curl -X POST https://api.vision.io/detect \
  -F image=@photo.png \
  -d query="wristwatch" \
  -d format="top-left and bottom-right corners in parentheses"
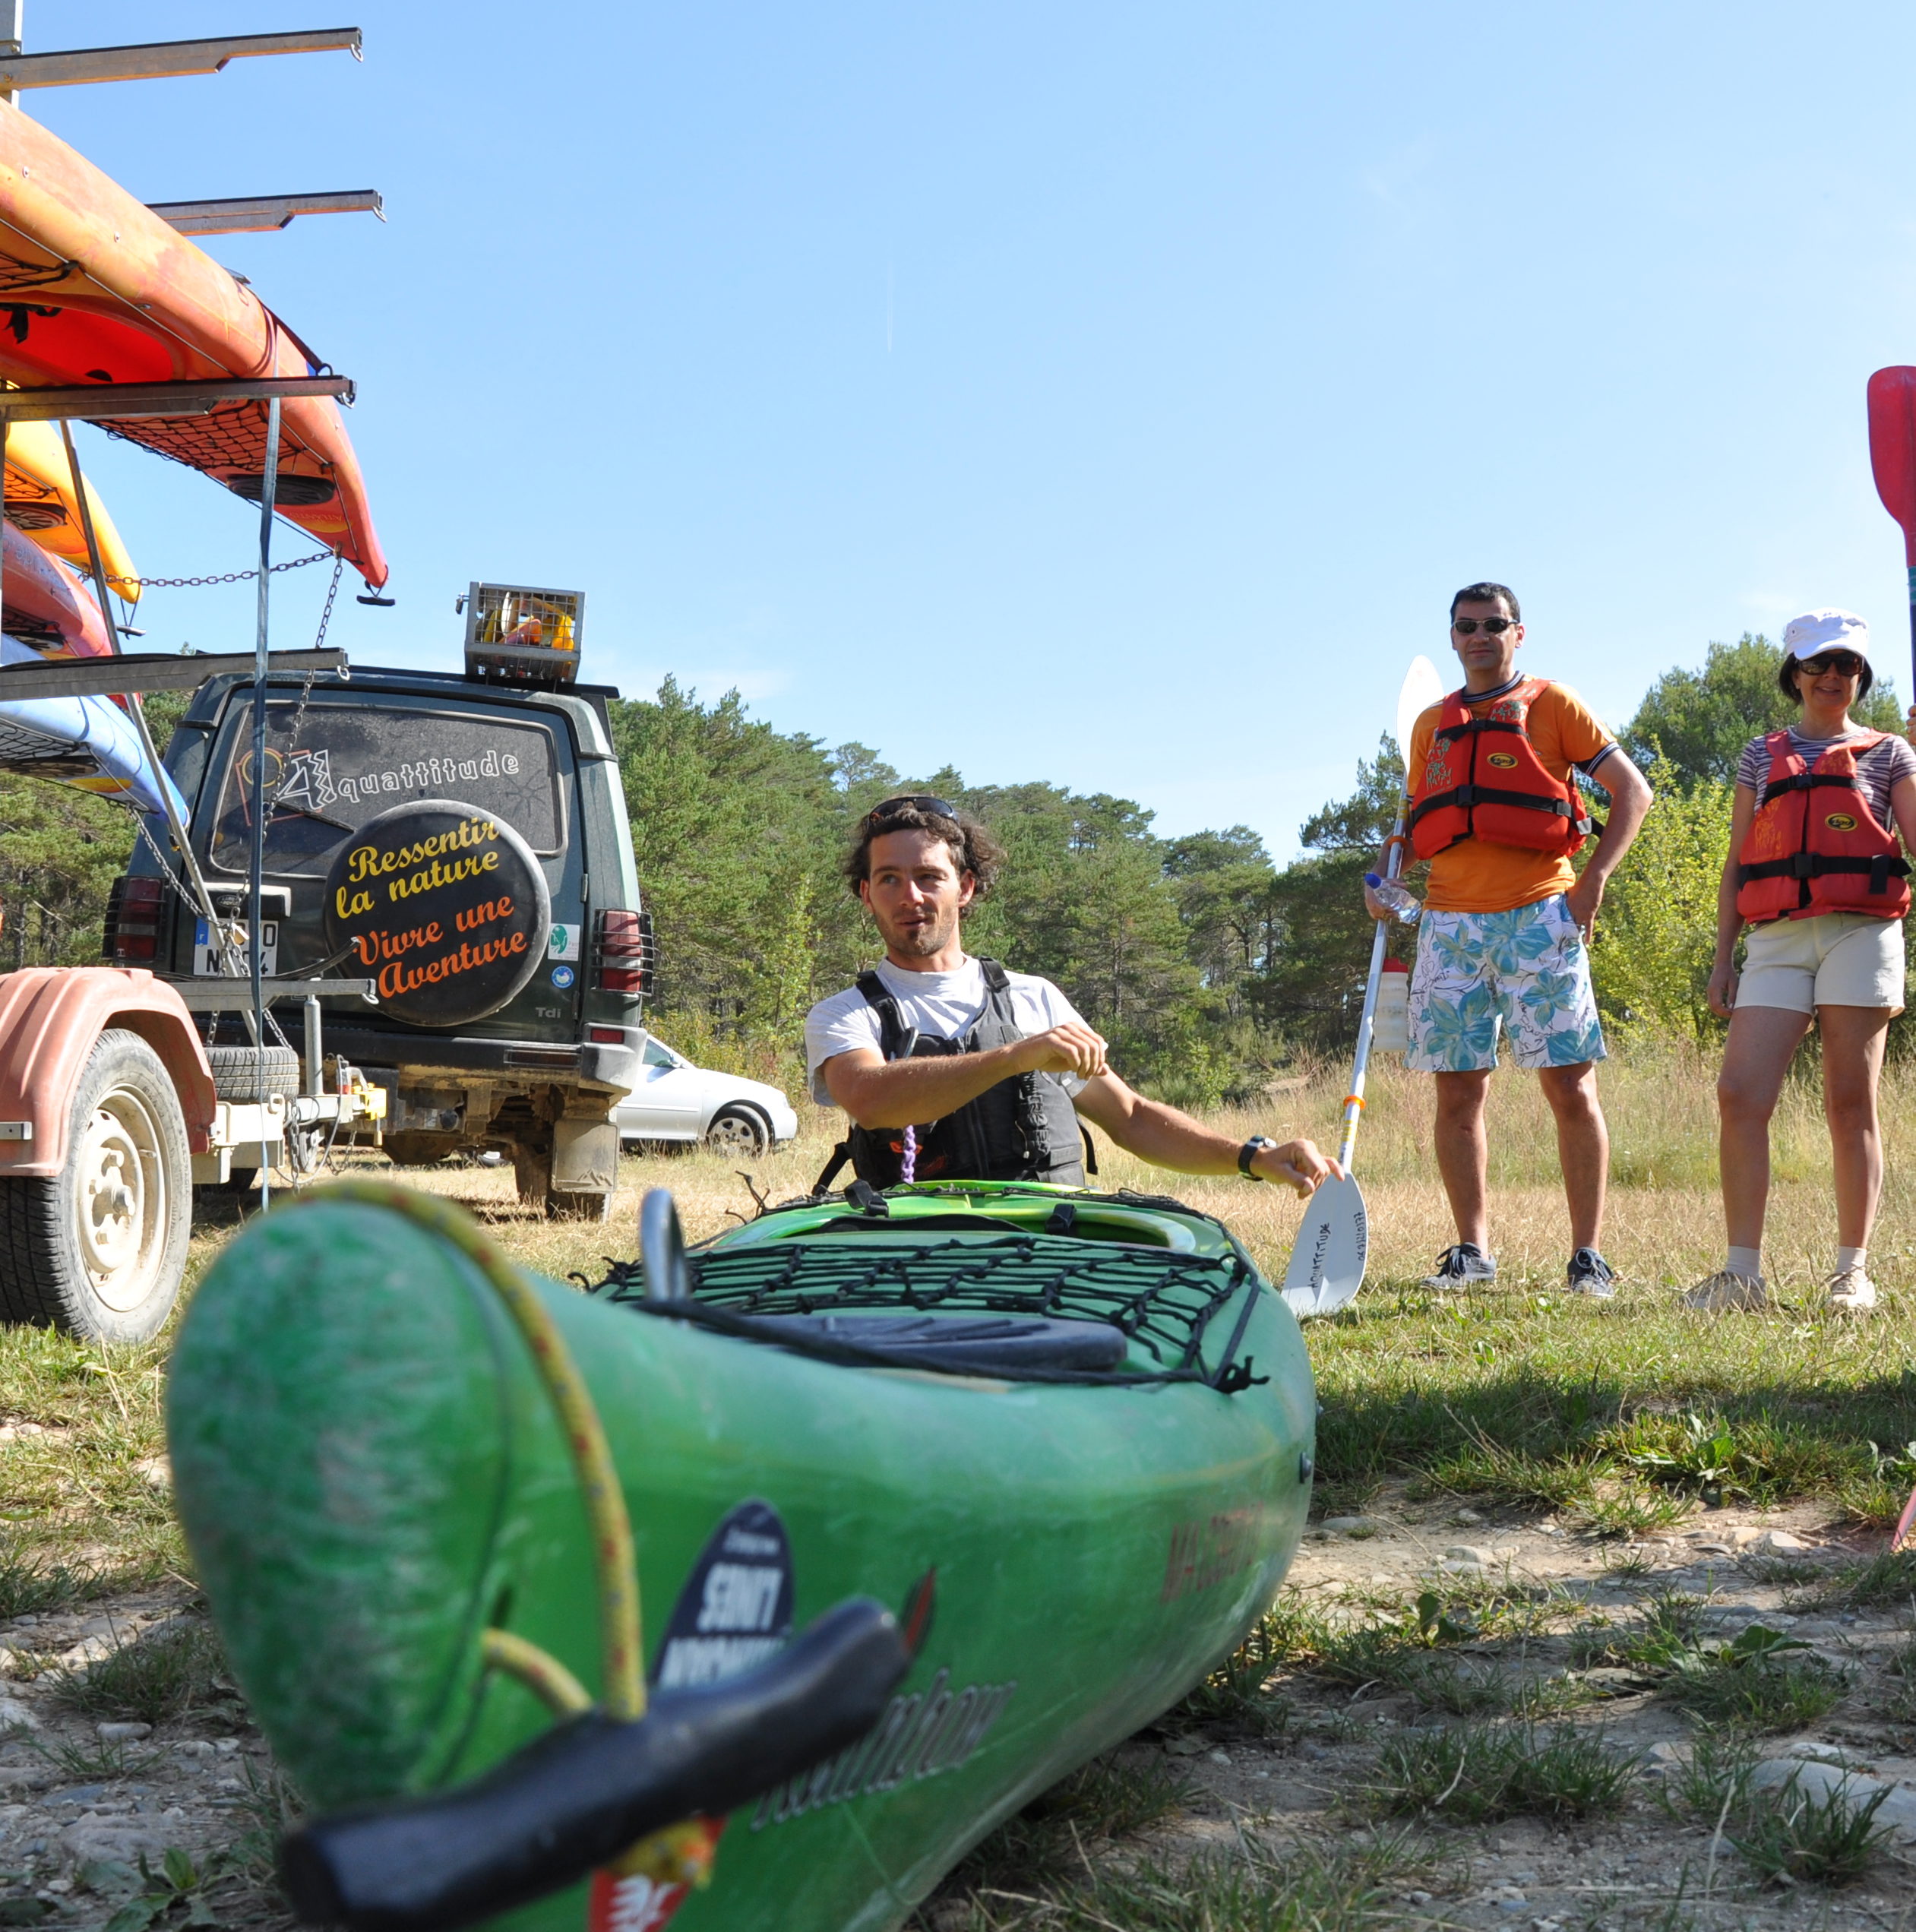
top-left (1238, 1135), bottom-right (1278, 1181)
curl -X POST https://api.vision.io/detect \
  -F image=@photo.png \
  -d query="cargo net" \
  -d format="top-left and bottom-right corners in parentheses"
top-left (103, 398), bottom-right (289, 474)
top-left (594, 1194), bottom-right (1269, 1390)
top-left (3, 460), bottom-right (65, 530)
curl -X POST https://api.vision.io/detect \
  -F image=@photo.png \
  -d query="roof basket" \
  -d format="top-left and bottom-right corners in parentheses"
top-left (459, 580), bottom-right (584, 688)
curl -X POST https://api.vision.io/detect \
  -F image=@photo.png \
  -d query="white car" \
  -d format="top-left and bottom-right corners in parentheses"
top-left (615, 1032), bottom-right (800, 1158)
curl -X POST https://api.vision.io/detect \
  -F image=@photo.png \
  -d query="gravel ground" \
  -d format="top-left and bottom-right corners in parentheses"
top-left (940, 1488), bottom-right (1916, 1932)
top-left (0, 1585), bottom-right (290, 1929)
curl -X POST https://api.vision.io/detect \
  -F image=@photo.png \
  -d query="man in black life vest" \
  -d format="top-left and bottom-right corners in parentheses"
top-left (1367, 583), bottom-right (1655, 1296)
top-left (807, 796), bottom-right (1338, 1197)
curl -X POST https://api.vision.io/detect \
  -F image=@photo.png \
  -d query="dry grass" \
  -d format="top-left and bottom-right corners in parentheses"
top-left (6, 1042), bottom-right (1916, 1589)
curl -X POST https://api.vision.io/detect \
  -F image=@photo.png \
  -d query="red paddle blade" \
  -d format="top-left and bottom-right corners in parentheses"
top-left (1892, 1478), bottom-right (1916, 1552)
top-left (1867, 367), bottom-right (1916, 562)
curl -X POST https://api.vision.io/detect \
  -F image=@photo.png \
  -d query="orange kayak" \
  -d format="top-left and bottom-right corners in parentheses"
top-left (2, 417), bottom-right (138, 595)
top-left (0, 100), bottom-right (384, 587)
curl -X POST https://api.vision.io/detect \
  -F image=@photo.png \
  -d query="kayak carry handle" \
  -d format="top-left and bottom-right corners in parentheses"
top-left (639, 1187), bottom-right (692, 1301)
top-left (278, 1596), bottom-right (910, 1932)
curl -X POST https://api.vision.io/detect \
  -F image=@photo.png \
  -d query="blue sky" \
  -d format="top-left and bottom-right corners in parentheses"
top-left (33, 2), bottom-right (1916, 860)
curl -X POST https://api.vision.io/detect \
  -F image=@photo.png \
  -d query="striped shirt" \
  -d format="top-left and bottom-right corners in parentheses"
top-left (1735, 728), bottom-right (1916, 824)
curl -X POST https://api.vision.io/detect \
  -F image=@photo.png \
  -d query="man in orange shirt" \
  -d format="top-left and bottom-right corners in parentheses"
top-left (1367, 583), bottom-right (1654, 1295)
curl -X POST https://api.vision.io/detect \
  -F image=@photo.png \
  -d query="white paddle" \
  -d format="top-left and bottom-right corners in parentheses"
top-left (1283, 654), bottom-right (1443, 1318)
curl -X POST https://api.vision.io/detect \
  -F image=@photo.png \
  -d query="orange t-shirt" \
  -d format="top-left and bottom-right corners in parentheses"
top-left (1407, 680), bottom-right (1616, 914)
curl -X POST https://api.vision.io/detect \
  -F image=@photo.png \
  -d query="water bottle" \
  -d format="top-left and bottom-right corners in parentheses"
top-left (1365, 872), bottom-right (1423, 925)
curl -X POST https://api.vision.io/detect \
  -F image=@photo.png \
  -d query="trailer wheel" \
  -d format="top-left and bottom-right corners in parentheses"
top-left (0, 1029), bottom-right (191, 1342)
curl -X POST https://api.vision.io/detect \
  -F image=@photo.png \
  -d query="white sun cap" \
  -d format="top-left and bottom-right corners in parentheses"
top-left (1783, 608), bottom-right (1870, 661)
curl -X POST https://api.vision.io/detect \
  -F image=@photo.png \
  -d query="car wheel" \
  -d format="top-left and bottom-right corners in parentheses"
top-left (0, 1029), bottom-right (191, 1342)
top-left (704, 1106), bottom-right (768, 1158)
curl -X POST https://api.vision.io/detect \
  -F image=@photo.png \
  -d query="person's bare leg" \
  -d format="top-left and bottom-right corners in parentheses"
top-left (1537, 1061), bottom-right (1605, 1251)
top-left (1817, 1004), bottom-right (1892, 1250)
top-left (1715, 1004), bottom-right (1813, 1251)
top-left (1433, 1070), bottom-right (1493, 1250)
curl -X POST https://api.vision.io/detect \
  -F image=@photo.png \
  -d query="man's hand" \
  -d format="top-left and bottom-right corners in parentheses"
top-left (1250, 1137), bottom-right (1341, 1198)
top-left (1906, 704), bottom-right (1915, 749)
top-left (1563, 873), bottom-right (1603, 938)
top-left (1012, 1022), bottom-right (1109, 1080)
top-left (1706, 960), bottom-right (1738, 1019)
top-left (1362, 881), bottom-right (1394, 922)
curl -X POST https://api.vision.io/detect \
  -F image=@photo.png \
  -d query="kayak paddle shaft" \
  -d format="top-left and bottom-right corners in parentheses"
top-left (1339, 819), bottom-right (1407, 1172)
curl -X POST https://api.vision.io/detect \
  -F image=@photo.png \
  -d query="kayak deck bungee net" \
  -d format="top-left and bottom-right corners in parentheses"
top-left (168, 1178), bottom-right (1317, 1932)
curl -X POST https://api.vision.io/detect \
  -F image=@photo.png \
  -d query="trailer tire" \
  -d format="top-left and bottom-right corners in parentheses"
top-left (207, 1045), bottom-right (301, 1102)
top-left (0, 1029), bottom-right (191, 1342)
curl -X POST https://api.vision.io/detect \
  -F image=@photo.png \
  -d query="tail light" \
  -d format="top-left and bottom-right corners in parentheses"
top-left (103, 876), bottom-right (165, 963)
top-left (593, 907), bottom-right (655, 996)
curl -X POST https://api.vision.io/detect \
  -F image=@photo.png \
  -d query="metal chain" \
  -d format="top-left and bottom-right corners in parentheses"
top-left (103, 550), bottom-right (334, 591)
top-left (257, 560), bottom-right (343, 820)
top-left (124, 803), bottom-right (293, 1053)
top-left (311, 557), bottom-right (343, 653)
top-left (125, 804), bottom-right (241, 975)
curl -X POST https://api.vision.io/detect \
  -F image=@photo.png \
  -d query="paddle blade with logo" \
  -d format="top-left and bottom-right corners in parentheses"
top-left (1279, 1171), bottom-right (1369, 1318)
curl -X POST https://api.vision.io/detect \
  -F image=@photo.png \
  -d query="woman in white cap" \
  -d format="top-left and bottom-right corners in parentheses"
top-left (1685, 610), bottom-right (1916, 1314)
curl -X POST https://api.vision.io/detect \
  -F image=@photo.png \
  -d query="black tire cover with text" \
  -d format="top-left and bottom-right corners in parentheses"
top-left (323, 799), bottom-right (551, 1027)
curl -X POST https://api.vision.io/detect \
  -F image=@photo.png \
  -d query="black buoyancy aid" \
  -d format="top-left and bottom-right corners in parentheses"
top-left (814, 960), bottom-right (1088, 1192)
top-left (1735, 729), bottom-right (1911, 922)
top-left (1407, 678), bottom-right (1595, 861)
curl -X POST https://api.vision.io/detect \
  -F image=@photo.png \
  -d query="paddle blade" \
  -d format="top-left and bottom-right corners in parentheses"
top-left (1892, 1479), bottom-right (1916, 1553)
top-left (1867, 368), bottom-right (1916, 561)
top-left (1395, 655), bottom-right (1445, 770)
top-left (1280, 1173), bottom-right (1369, 1318)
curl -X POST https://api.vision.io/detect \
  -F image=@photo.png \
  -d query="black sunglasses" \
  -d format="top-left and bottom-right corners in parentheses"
top-left (1452, 616), bottom-right (1518, 636)
top-left (866, 794), bottom-right (960, 823)
top-left (1797, 651), bottom-right (1865, 678)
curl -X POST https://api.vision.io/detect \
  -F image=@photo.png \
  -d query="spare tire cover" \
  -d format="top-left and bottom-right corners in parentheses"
top-left (323, 799), bottom-right (551, 1027)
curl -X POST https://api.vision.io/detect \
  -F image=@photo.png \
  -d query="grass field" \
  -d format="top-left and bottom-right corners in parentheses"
top-left (9, 1042), bottom-right (1916, 1591)
top-left (8, 1042), bottom-right (1916, 1925)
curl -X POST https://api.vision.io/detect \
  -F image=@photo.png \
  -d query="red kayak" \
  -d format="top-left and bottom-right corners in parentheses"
top-left (2, 523), bottom-right (111, 656)
top-left (0, 100), bottom-right (385, 587)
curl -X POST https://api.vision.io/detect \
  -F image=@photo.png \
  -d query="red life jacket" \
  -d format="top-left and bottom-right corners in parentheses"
top-left (1735, 730), bottom-right (1911, 922)
top-left (1407, 679), bottom-right (1594, 861)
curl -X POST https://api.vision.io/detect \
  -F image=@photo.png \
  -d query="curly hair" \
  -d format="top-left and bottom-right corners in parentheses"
top-left (843, 801), bottom-right (1005, 908)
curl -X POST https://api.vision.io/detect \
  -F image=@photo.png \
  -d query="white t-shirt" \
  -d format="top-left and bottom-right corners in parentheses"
top-left (805, 958), bottom-right (1091, 1107)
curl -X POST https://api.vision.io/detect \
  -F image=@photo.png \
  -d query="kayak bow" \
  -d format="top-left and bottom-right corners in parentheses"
top-left (169, 1179), bottom-right (1317, 1932)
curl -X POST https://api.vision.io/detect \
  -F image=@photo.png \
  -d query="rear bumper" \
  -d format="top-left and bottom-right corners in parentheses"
top-left (321, 1026), bottom-right (640, 1097)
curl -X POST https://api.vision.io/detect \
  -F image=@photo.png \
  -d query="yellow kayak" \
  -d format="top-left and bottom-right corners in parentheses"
top-left (1, 416), bottom-right (138, 597)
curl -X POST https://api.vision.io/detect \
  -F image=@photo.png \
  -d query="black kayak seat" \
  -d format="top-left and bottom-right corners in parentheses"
top-left (743, 1312), bottom-right (1129, 1374)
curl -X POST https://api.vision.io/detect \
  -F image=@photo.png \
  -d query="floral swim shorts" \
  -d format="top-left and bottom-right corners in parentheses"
top-left (1405, 894), bottom-right (1606, 1073)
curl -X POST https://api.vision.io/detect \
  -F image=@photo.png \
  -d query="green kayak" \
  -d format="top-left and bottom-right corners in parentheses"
top-left (168, 1178), bottom-right (1317, 1932)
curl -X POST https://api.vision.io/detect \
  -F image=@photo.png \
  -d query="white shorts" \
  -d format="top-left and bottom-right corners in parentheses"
top-left (1737, 912), bottom-right (1907, 1015)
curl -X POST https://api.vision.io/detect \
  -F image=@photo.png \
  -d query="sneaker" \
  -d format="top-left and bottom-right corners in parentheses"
top-left (1681, 1270), bottom-right (1768, 1314)
top-left (1824, 1266), bottom-right (1878, 1317)
top-left (1567, 1248), bottom-right (1617, 1297)
top-left (1423, 1243), bottom-right (1497, 1289)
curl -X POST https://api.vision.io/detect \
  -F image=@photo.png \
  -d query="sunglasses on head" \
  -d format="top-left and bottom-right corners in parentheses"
top-left (1797, 651), bottom-right (1865, 677)
top-left (1452, 616), bottom-right (1518, 636)
top-left (866, 794), bottom-right (960, 824)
